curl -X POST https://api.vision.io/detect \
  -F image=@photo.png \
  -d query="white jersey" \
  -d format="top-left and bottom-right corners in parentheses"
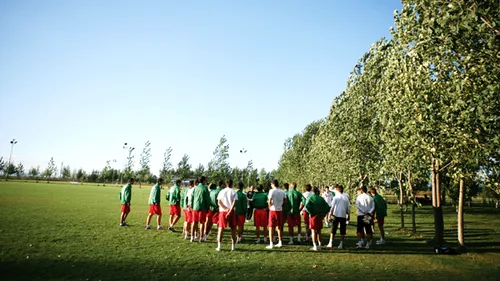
top-left (322, 191), bottom-right (334, 207)
top-left (330, 194), bottom-right (350, 218)
top-left (217, 187), bottom-right (238, 212)
top-left (356, 193), bottom-right (375, 216)
top-left (186, 187), bottom-right (194, 207)
top-left (268, 188), bottom-right (287, 211)
top-left (302, 191), bottom-right (313, 201)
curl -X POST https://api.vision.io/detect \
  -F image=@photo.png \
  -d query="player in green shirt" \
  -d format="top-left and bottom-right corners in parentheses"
top-left (369, 187), bottom-right (388, 245)
top-left (119, 178), bottom-right (135, 227)
top-left (189, 176), bottom-right (211, 242)
top-left (305, 186), bottom-right (331, 251)
top-left (205, 181), bottom-right (224, 239)
top-left (286, 182), bottom-right (305, 244)
top-left (145, 178), bottom-right (164, 230)
top-left (235, 182), bottom-right (248, 243)
top-left (166, 180), bottom-right (182, 232)
top-left (249, 185), bottom-right (268, 243)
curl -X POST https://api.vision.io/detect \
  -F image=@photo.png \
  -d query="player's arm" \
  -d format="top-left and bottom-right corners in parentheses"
top-left (227, 199), bottom-right (237, 215)
top-left (218, 199), bottom-right (229, 210)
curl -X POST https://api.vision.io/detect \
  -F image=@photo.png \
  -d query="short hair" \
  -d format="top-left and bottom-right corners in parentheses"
top-left (283, 183), bottom-right (289, 190)
top-left (257, 185), bottom-right (264, 192)
top-left (209, 183), bottom-right (216, 190)
top-left (369, 187), bottom-right (377, 194)
top-left (218, 180), bottom-right (224, 186)
top-left (157, 178), bottom-right (164, 183)
top-left (305, 184), bottom-right (312, 192)
top-left (272, 179), bottom-right (279, 187)
top-left (339, 185), bottom-right (344, 192)
top-left (175, 179), bottom-right (181, 185)
top-left (189, 180), bottom-right (195, 186)
top-left (313, 186), bottom-right (320, 195)
top-left (226, 179), bottom-right (233, 188)
top-left (290, 182), bottom-right (297, 189)
top-left (361, 186), bottom-right (367, 193)
top-left (194, 179), bottom-right (199, 185)
top-left (199, 176), bottom-right (207, 183)
top-left (128, 178), bottom-right (135, 183)
top-left (238, 182), bottom-right (244, 189)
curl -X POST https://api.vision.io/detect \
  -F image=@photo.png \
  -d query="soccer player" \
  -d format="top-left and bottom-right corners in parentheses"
top-left (356, 186), bottom-right (375, 249)
top-left (369, 187), bottom-right (388, 245)
top-left (235, 182), bottom-right (248, 243)
top-left (266, 179), bottom-right (287, 249)
top-left (250, 185), bottom-right (268, 244)
top-left (189, 176), bottom-right (210, 242)
top-left (216, 179), bottom-right (238, 251)
top-left (146, 178), bottom-right (164, 230)
top-left (246, 185), bottom-right (255, 221)
top-left (305, 186), bottom-right (331, 251)
top-left (181, 180), bottom-right (195, 239)
top-left (322, 186), bottom-right (334, 227)
top-left (300, 184), bottom-right (313, 241)
top-left (205, 183), bottom-right (221, 238)
top-left (326, 185), bottom-right (350, 249)
top-left (119, 178), bottom-right (135, 226)
top-left (287, 182), bottom-right (304, 244)
top-left (166, 179), bottom-right (182, 232)
top-left (281, 183), bottom-right (291, 235)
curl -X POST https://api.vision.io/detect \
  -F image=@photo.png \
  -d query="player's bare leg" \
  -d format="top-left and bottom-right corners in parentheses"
top-left (145, 213), bottom-right (153, 229)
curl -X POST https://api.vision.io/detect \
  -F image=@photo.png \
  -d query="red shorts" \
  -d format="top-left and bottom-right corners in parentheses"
top-left (254, 209), bottom-right (268, 228)
top-left (169, 205), bottom-right (181, 216)
top-left (236, 215), bottom-right (245, 228)
top-left (121, 204), bottom-right (130, 213)
top-left (184, 209), bottom-right (193, 223)
top-left (268, 210), bottom-right (283, 228)
top-left (149, 204), bottom-right (162, 215)
top-left (377, 217), bottom-right (385, 228)
top-left (302, 211), bottom-right (310, 228)
top-left (287, 214), bottom-right (301, 227)
top-left (192, 210), bottom-right (207, 223)
top-left (207, 210), bottom-right (219, 224)
top-left (310, 215), bottom-right (324, 231)
top-left (218, 211), bottom-right (236, 229)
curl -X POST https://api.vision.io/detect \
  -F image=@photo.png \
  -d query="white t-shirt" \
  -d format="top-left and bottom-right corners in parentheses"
top-left (186, 187), bottom-right (194, 207)
top-left (330, 194), bottom-right (350, 218)
top-left (268, 188), bottom-right (286, 211)
top-left (322, 191), bottom-right (334, 207)
top-left (302, 191), bottom-right (313, 200)
top-left (356, 193), bottom-right (375, 216)
top-left (217, 188), bottom-right (238, 212)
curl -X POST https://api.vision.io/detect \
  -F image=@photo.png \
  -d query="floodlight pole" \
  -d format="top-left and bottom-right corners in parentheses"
top-left (120, 143), bottom-right (128, 185)
top-left (5, 139), bottom-right (17, 181)
top-left (240, 148), bottom-right (249, 187)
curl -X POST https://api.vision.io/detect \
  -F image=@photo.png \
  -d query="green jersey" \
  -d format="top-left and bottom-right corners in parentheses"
top-left (235, 190), bottom-right (247, 216)
top-left (190, 184), bottom-right (210, 211)
top-left (305, 194), bottom-right (330, 217)
top-left (148, 183), bottom-right (161, 205)
top-left (287, 188), bottom-right (304, 215)
top-left (373, 194), bottom-right (387, 218)
top-left (166, 184), bottom-right (181, 205)
top-left (209, 187), bottom-right (222, 212)
top-left (181, 187), bottom-right (189, 209)
top-left (120, 183), bottom-right (132, 204)
top-left (282, 190), bottom-right (291, 215)
top-left (252, 192), bottom-right (268, 209)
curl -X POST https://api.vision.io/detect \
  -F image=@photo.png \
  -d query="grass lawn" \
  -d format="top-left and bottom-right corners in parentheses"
top-left (0, 181), bottom-right (499, 281)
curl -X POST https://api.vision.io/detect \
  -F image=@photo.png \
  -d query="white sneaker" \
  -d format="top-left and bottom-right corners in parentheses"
top-left (255, 239), bottom-right (261, 244)
top-left (310, 246), bottom-right (318, 251)
top-left (276, 242), bottom-right (283, 248)
top-left (376, 239), bottom-right (385, 245)
top-left (215, 247), bottom-right (221, 252)
top-left (326, 243), bottom-right (333, 248)
top-left (145, 225), bottom-right (151, 230)
top-left (288, 239), bottom-right (294, 245)
top-left (236, 237), bottom-right (241, 244)
top-left (365, 242), bottom-right (370, 249)
top-left (266, 244), bottom-right (274, 249)
top-left (338, 242), bottom-right (344, 249)
top-left (356, 241), bottom-right (365, 247)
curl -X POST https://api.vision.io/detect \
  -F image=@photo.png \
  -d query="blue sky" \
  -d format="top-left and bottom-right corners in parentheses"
top-left (0, 0), bottom-right (402, 175)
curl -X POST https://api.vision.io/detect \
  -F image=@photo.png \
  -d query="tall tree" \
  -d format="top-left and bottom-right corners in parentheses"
top-left (177, 154), bottom-right (192, 180)
top-left (137, 141), bottom-right (152, 187)
top-left (28, 166), bottom-right (40, 180)
top-left (61, 165), bottom-right (71, 179)
top-left (207, 135), bottom-right (231, 183)
top-left (44, 157), bottom-right (57, 181)
top-left (16, 163), bottom-right (24, 178)
top-left (160, 147), bottom-right (173, 185)
top-left (193, 163), bottom-right (205, 179)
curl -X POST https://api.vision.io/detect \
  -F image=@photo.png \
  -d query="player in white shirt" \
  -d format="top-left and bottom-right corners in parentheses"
top-left (355, 186), bottom-right (375, 249)
top-left (300, 184), bottom-right (313, 241)
top-left (215, 179), bottom-right (238, 251)
top-left (326, 185), bottom-right (350, 249)
top-left (266, 179), bottom-right (287, 249)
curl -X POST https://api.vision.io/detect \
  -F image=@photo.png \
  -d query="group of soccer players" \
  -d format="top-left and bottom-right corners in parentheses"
top-left (119, 176), bottom-right (387, 251)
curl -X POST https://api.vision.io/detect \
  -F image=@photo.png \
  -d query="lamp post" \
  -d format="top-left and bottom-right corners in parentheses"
top-left (239, 148), bottom-right (250, 187)
top-left (120, 143), bottom-right (128, 185)
top-left (5, 139), bottom-right (18, 181)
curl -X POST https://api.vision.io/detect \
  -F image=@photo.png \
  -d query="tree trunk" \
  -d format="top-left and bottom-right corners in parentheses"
top-left (398, 172), bottom-right (405, 229)
top-left (408, 171), bottom-right (416, 235)
top-left (432, 158), bottom-right (445, 246)
top-left (458, 178), bottom-right (465, 248)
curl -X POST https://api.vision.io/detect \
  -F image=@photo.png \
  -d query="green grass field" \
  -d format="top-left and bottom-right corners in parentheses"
top-left (1, 181), bottom-right (499, 281)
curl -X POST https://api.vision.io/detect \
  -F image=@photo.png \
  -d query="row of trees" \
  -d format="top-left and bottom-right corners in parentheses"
top-left (1, 136), bottom-right (276, 188)
top-left (275, 0), bottom-right (500, 248)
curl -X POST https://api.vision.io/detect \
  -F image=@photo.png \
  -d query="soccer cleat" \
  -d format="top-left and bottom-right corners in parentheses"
top-left (356, 240), bottom-right (365, 247)
top-left (365, 242), bottom-right (370, 249)
top-left (376, 239), bottom-right (385, 245)
top-left (157, 226), bottom-right (164, 230)
top-left (145, 225), bottom-right (151, 230)
top-left (338, 242), bottom-right (344, 249)
top-left (255, 239), bottom-right (261, 244)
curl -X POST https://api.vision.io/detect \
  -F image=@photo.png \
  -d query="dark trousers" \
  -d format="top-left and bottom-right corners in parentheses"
top-left (246, 207), bottom-right (254, 220)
